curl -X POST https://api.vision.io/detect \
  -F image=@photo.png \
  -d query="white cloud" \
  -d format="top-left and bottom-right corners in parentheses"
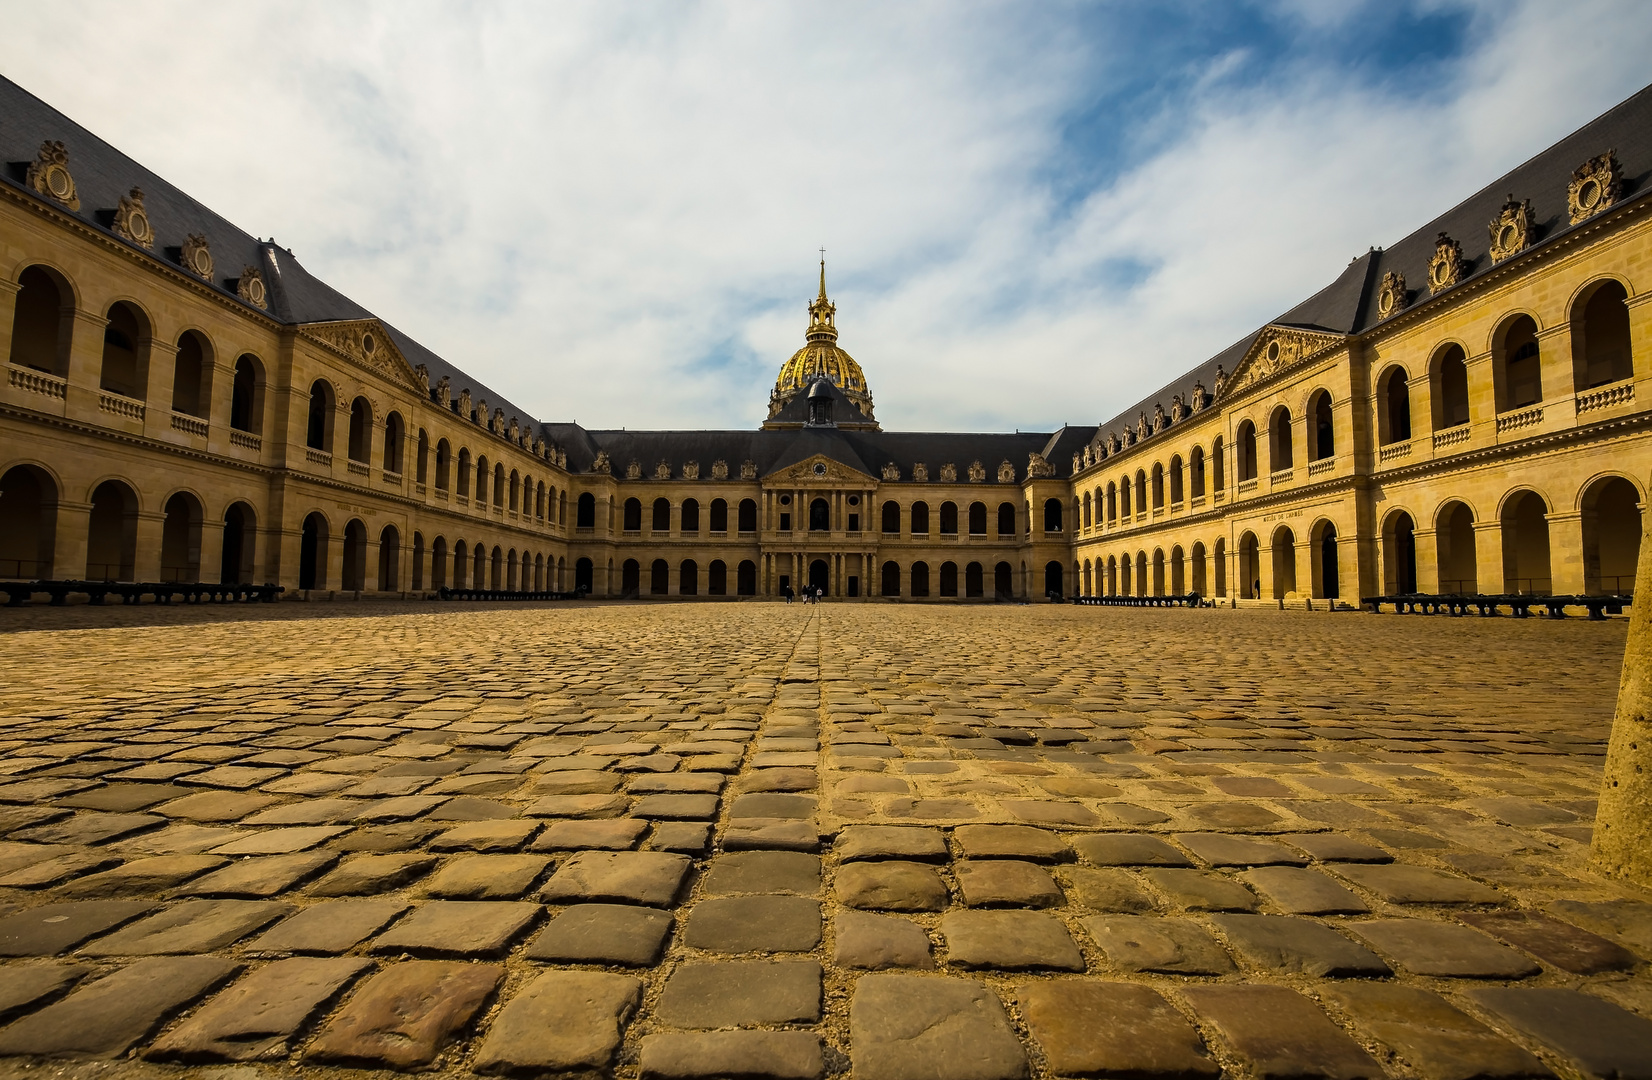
top-left (1, 0), bottom-right (1648, 432)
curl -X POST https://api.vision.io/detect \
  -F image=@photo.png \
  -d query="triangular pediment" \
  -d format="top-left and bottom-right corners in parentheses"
top-left (1221, 325), bottom-right (1346, 399)
top-left (299, 319), bottom-right (426, 395)
top-left (765, 453), bottom-right (876, 485)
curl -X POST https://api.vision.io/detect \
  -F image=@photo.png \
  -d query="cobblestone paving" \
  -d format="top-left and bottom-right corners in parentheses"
top-left (0, 601), bottom-right (1649, 1080)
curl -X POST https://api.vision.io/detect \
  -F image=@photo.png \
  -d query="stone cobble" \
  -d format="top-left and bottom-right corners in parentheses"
top-left (0, 600), bottom-right (1647, 1078)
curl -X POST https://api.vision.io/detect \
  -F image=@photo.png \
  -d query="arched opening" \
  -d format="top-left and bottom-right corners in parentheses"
top-left (939, 561), bottom-right (958, 597)
top-left (1190, 542), bottom-right (1206, 595)
top-left (880, 561), bottom-right (901, 597)
top-left (1082, 559), bottom-right (1092, 596)
top-left (435, 440), bottom-right (452, 490)
top-left (577, 492), bottom-right (596, 527)
top-left (1382, 511), bottom-right (1418, 595)
top-left (493, 464), bottom-right (505, 508)
top-left (172, 331), bottom-right (212, 419)
top-left (681, 559), bottom-right (699, 596)
top-left (738, 499), bottom-right (758, 532)
top-left (1236, 422), bottom-right (1257, 481)
top-left (452, 540), bottom-right (468, 589)
top-left (623, 498), bottom-right (643, 532)
top-left (1189, 449), bottom-right (1205, 498)
top-left (994, 562), bottom-right (1012, 600)
top-left (1151, 464), bottom-right (1165, 509)
top-left (1213, 537), bottom-right (1227, 597)
top-left (508, 471), bottom-right (520, 512)
top-left (1135, 552), bottom-right (1147, 596)
top-left (1081, 494), bottom-right (1092, 529)
top-left (1379, 367), bottom-right (1411, 444)
top-left (940, 502), bottom-right (958, 535)
top-left (341, 519), bottom-right (368, 591)
top-left (650, 559), bottom-right (669, 595)
top-left (1271, 525), bottom-right (1297, 599)
top-left (382, 412), bottom-right (404, 474)
top-left (1574, 280), bottom-right (1634, 390)
top-left (1312, 522), bottom-right (1339, 600)
top-left (1212, 436), bottom-right (1226, 491)
top-left (1583, 477), bottom-right (1641, 594)
top-left (1043, 498), bottom-right (1063, 533)
top-left (1106, 554), bottom-right (1118, 597)
top-left (737, 560), bottom-right (757, 595)
top-left (474, 456), bottom-right (489, 504)
top-left (1307, 390), bottom-right (1335, 460)
top-left (968, 502), bottom-right (987, 535)
top-left (808, 559), bottom-right (828, 594)
top-left (532, 552), bottom-right (543, 591)
top-left (881, 501), bottom-right (900, 533)
top-left (349, 397), bottom-right (374, 462)
top-left (473, 544), bottom-right (487, 589)
top-left (1238, 532), bottom-right (1260, 599)
top-left (157, 491), bottom-right (203, 582)
top-left (1500, 491), bottom-right (1551, 594)
top-left (966, 561), bottom-right (985, 597)
top-left (710, 499), bottom-right (728, 532)
top-left (1170, 546), bottom-right (1185, 594)
top-left (1436, 502), bottom-right (1476, 593)
top-left (456, 450), bottom-right (471, 496)
top-left (221, 505), bottom-right (256, 587)
top-left (491, 546), bottom-right (503, 590)
top-left (1119, 476), bottom-right (1131, 517)
top-left (1044, 560), bottom-right (1063, 598)
top-left (1120, 552), bottom-right (1132, 596)
top-left (1269, 408), bottom-right (1294, 470)
top-left (0, 465), bottom-right (58, 578)
top-left (9, 266), bottom-right (70, 374)
top-left (998, 502), bottom-right (1016, 536)
top-left (1103, 482), bottom-right (1116, 522)
top-left (535, 482), bottom-right (545, 520)
top-left (682, 498), bottom-right (701, 533)
top-left (307, 382), bottom-right (334, 451)
top-left (86, 480), bottom-right (138, 581)
top-left (300, 513), bottom-right (328, 590)
top-left (576, 557), bottom-right (594, 594)
top-left (100, 301), bottom-right (149, 399)
top-left (559, 491), bottom-right (567, 525)
top-left (1152, 549), bottom-right (1166, 596)
top-left (709, 559), bottom-right (727, 595)
top-left (378, 525), bottom-right (400, 591)
top-left (416, 431), bottom-right (430, 484)
top-left (1169, 457), bottom-right (1184, 504)
top-left (1494, 315), bottom-right (1543, 412)
top-left (911, 502), bottom-right (930, 535)
top-left (652, 498), bottom-right (670, 532)
top-left (431, 536), bottom-right (448, 589)
top-left (810, 498), bottom-right (830, 532)
top-left (1431, 346), bottom-right (1470, 430)
top-left (910, 561), bottom-right (930, 597)
top-left (1134, 472), bottom-right (1147, 513)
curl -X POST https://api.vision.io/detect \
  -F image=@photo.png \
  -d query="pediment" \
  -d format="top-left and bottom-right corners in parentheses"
top-left (765, 454), bottom-right (875, 485)
top-left (1221, 325), bottom-right (1345, 399)
top-left (299, 320), bottom-right (426, 394)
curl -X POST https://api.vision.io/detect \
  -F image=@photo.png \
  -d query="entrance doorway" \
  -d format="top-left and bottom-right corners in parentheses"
top-left (809, 559), bottom-right (829, 595)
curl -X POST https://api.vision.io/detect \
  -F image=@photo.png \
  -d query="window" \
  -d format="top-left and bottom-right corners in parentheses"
top-left (623, 497), bottom-right (642, 531)
top-left (100, 302), bottom-right (148, 399)
top-left (738, 499), bottom-right (758, 532)
top-left (348, 398), bottom-right (372, 462)
top-left (809, 498), bottom-right (830, 531)
top-left (911, 502), bottom-right (930, 535)
top-left (997, 502), bottom-right (1016, 535)
top-left (1432, 348), bottom-right (1469, 429)
top-left (652, 498), bottom-right (670, 532)
top-left (968, 502), bottom-right (986, 534)
top-left (1575, 280), bottom-right (1634, 390)
top-left (1269, 408), bottom-right (1293, 468)
top-left (172, 331), bottom-right (212, 418)
top-left (382, 412), bottom-right (404, 473)
top-left (1043, 498), bottom-right (1063, 532)
top-left (1309, 390), bottom-right (1336, 459)
top-left (577, 492), bottom-right (596, 528)
top-left (306, 381), bottom-right (333, 450)
top-left (1169, 456), bottom-right (1183, 503)
top-left (682, 498), bottom-right (700, 533)
top-left (710, 498), bottom-right (728, 532)
top-left (1236, 422), bottom-right (1257, 481)
top-left (1379, 369), bottom-right (1410, 444)
top-left (9, 266), bottom-right (68, 374)
top-left (1496, 315), bottom-right (1543, 411)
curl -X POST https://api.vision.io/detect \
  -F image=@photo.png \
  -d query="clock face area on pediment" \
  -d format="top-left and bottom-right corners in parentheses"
top-left (763, 454), bottom-right (876, 489)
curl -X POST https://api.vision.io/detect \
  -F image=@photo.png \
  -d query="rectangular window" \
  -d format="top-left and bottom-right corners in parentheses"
top-left (779, 513), bottom-right (791, 531)
top-left (848, 513), bottom-right (859, 532)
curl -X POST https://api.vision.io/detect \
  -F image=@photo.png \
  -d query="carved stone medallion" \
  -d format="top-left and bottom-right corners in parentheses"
top-left (740, 460), bottom-right (757, 480)
top-left (181, 234), bottom-right (214, 280)
top-left (882, 462), bottom-right (901, 481)
top-left (25, 141), bottom-right (79, 210)
top-left (1376, 270), bottom-right (1408, 320)
top-left (1428, 233), bottom-right (1464, 294)
top-left (939, 463), bottom-right (957, 483)
top-left (998, 460), bottom-right (1016, 483)
top-left (236, 267), bottom-right (268, 309)
top-left (626, 460), bottom-right (642, 480)
top-left (654, 460), bottom-right (671, 480)
top-left (711, 459), bottom-right (728, 480)
top-left (1488, 196), bottom-right (1534, 263)
top-left (967, 461), bottom-right (985, 483)
top-left (683, 460), bottom-right (700, 480)
top-left (112, 187), bottom-right (153, 248)
top-left (912, 463), bottom-right (928, 482)
top-left (1569, 151), bottom-right (1621, 224)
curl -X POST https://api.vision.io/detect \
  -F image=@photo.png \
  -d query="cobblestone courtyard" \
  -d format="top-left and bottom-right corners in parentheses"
top-left (0, 601), bottom-right (1649, 1079)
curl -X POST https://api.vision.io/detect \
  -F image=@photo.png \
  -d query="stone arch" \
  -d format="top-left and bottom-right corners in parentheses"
top-left (1581, 474), bottom-right (1643, 594)
top-left (1492, 312), bottom-right (1544, 412)
top-left (171, 329), bottom-right (215, 419)
top-left (1133, 551), bottom-right (1147, 597)
top-left (910, 501), bottom-right (930, 535)
top-left (1381, 508), bottom-right (1418, 594)
top-left (737, 560), bottom-right (757, 595)
top-left (1499, 488), bottom-right (1551, 594)
top-left (1434, 500), bottom-right (1477, 593)
top-left (86, 478), bottom-right (140, 581)
top-left (379, 525), bottom-right (401, 591)
top-left (682, 498), bottom-right (701, 533)
top-left (0, 463), bottom-right (59, 578)
top-left (880, 561), bottom-right (901, 597)
top-left (710, 498), bottom-right (728, 532)
top-left (882, 500), bottom-right (900, 533)
top-left (9, 264), bottom-right (75, 375)
top-left (578, 492), bottom-right (596, 527)
top-left (1189, 541), bottom-right (1206, 595)
top-left (576, 556), bottom-right (595, 594)
top-left (651, 497), bottom-right (670, 532)
top-left (159, 489), bottom-right (205, 582)
top-left (1152, 547), bottom-right (1166, 596)
top-left (1268, 405), bottom-right (1294, 470)
top-left (940, 501), bottom-right (959, 535)
top-left (99, 299), bottom-right (152, 400)
top-left (493, 462), bottom-right (505, 508)
top-left (488, 545), bottom-right (502, 590)
top-left (939, 561), bottom-right (958, 597)
top-left (998, 501), bottom-right (1016, 536)
top-left (1169, 455), bottom-right (1184, 504)
top-left (1170, 545), bottom-right (1185, 594)
top-left (1571, 277), bottom-right (1635, 390)
top-left (623, 497), bottom-right (643, 532)
top-left (341, 519), bottom-right (368, 591)
top-left (1213, 536), bottom-right (1227, 597)
top-left (809, 497), bottom-right (830, 532)
top-left (1188, 449), bottom-right (1204, 498)
top-left (968, 501), bottom-right (987, 535)
top-left (435, 439), bottom-right (452, 490)
top-left (300, 511), bottom-right (330, 590)
top-left (1106, 553), bottom-right (1118, 596)
top-left (709, 559), bottom-right (727, 595)
top-left (431, 535), bottom-right (448, 589)
top-left (1151, 463), bottom-right (1165, 509)
top-left (1043, 498), bottom-right (1062, 533)
top-left (1043, 560), bottom-right (1062, 598)
top-left (1376, 365), bottom-right (1411, 444)
top-left (738, 499), bottom-right (758, 533)
top-left (994, 561), bottom-right (1013, 600)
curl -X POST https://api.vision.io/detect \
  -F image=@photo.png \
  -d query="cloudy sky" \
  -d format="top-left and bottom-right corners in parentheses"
top-left (2, 1), bottom-right (1649, 432)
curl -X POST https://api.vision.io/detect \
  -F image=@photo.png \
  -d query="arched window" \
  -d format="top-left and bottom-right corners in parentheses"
top-left (1574, 280), bottom-right (1634, 390)
top-left (649, 559), bottom-right (668, 595)
top-left (968, 502), bottom-right (987, 535)
top-left (100, 302), bottom-right (149, 400)
top-left (1308, 390), bottom-right (1335, 459)
top-left (1043, 498), bottom-right (1063, 532)
top-left (738, 499), bottom-right (758, 532)
top-left (1236, 421), bottom-right (1257, 481)
top-left (347, 397), bottom-right (372, 462)
top-left (1134, 471), bottom-right (1147, 512)
top-left (493, 463), bottom-right (505, 507)
top-left (1494, 316), bottom-right (1543, 411)
top-left (416, 430), bottom-right (430, 483)
top-left (652, 498), bottom-right (670, 532)
top-left (341, 519), bottom-right (368, 591)
top-left (709, 559), bottom-right (727, 595)
top-left (709, 498), bottom-right (728, 532)
top-left (623, 497), bottom-right (643, 531)
top-left (306, 381), bottom-right (334, 451)
top-left (1311, 523), bottom-right (1337, 600)
top-left (159, 491), bottom-right (202, 582)
top-left (1190, 542), bottom-right (1206, 596)
top-left (172, 331), bottom-right (212, 419)
top-left (966, 562), bottom-right (985, 597)
top-left (1211, 436), bottom-right (1225, 491)
top-left (559, 491), bottom-right (567, 525)
top-left (1044, 561), bottom-right (1063, 598)
top-left (536, 481), bottom-right (546, 520)
top-left (431, 536), bottom-right (448, 589)
top-left (1378, 368), bottom-right (1411, 444)
top-left (939, 502), bottom-right (958, 535)
top-left (809, 498), bottom-right (830, 531)
top-left (680, 559), bottom-right (698, 595)
top-left (577, 492), bottom-right (596, 528)
top-left (683, 498), bottom-right (701, 533)
top-left (475, 456), bottom-right (489, 503)
top-left (1081, 493), bottom-right (1092, 529)
top-left (1501, 491), bottom-right (1551, 594)
top-left (1118, 476), bottom-right (1131, 517)
top-left (911, 502), bottom-right (930, 535)
top-left (910, 561), bottom-right (930, 597)
top-left (997, 502), bottom-right (1016, 536)
top-left (1151, 464), bottom-right (1165, 509)
top-left (880, 561), bottom-right (901, 596)
top-left (994, 562), bottom-right (1012, 600)
top-left (1269, 408), bottom-right (1293, 469)
top-left (1168, 456), bottom-right (1183, 504)
top-left (1436, 501), bottom-right (1476, 593)
top-left (507, 470), bottom-right (520, 511)
top-left (1188, 450), bottom-right (1204, 498)
top-left (382, 412), bottom-right (404, 473)
top-left (1583, 477), bottom-right (1642, 594)
top-left (9, 266), bottom-right (69, 374)
top-left (1270, 526), bottom-right (1295, 599)
top-left (737, 560), bottom-right (757, 595)
top-left (1237, 532), bottom-right (1260, 599)
top-left (881, 500), bottom-right (900, 534)
top-left (379, 525), bottom-right (400, 591)
top-left (456, 449), bottom-right (471, 495)
top-left (939, 561), bottom-right (958, 597)
top-left (435, 439), bottom-right (451, 489)
top-left (1152, 548), bottom-right (1167, 597)
top-left (1431, 346), bottom-right (1470, 430)
top-left (621, 559), bottom-right (641, 597)
top-left (575, 557), bottom-right (594, 593)
top-left (300, 512), bottom-right (329, 590)
top-left (1106, 481), bottom-right (1118, 521)
top-left (230, 355), bottom-right (261, 434)
top-left (0, 465), bottom-right (58, 578)
top-left (1382, 511), bottom-right (1418, 595)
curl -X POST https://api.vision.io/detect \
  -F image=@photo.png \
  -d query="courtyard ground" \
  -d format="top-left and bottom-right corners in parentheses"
top-left (0, 600), bottom-right (1648, 1079)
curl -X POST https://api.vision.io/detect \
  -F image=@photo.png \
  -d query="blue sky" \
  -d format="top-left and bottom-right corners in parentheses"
top-left (2, 1), bottom-right (1649, 432)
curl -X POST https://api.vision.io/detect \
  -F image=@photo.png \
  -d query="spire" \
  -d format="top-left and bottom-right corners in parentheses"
top-left (807, 252), bottom-right (836, 343)
top-left (818, 249), bottom-right (827, 300)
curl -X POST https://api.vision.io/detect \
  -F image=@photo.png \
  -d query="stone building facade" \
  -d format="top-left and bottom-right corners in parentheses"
top-left (1, 75), bottom-right (1650, 605)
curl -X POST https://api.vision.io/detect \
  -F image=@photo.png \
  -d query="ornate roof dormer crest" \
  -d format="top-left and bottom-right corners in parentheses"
top-left (1428, 233), bottom-right (1465, 293)
top-left (1569, 151), bottom-right (1621, 224)
top-left (1488, 195), bottom-right (1535, 263)
top-left (112, 188), bottom-right (153, 248)
top-left (26, 141), bottom-right (79, 210)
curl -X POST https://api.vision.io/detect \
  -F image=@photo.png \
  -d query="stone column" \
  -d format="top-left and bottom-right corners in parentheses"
top-left (1546, 511), bottom-right (1586, 596)
top-left (198, 518), bottom-right (226, 584)
top-left (133, 510), bottom-right (166, 582)
top-left (1593, 512), bottom-right (1652, 887)
top-left (1412, 527), bottom-right (1440, 593)
top-left (50, 501), bottom-right (92, 580)
top-left (1473, 520), bottom-right (1504, 595)
top-left (0, 279), bottom-right (18, 364)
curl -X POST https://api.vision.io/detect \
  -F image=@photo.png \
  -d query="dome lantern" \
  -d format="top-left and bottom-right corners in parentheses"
top-left (769, 256), bottom-right (875, 422)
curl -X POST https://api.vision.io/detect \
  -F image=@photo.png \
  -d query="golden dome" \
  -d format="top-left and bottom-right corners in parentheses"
top-left (770, 259), bottom-right (875, 419)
